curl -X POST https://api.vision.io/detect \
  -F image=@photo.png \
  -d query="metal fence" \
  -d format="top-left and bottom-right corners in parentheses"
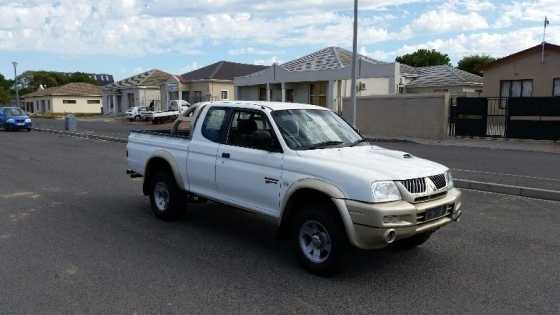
top-left (449, 97), bottom-right (560, 140)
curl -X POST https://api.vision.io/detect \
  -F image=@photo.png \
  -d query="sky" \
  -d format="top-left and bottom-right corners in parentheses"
top-left (0, 0), bottom-right (558, 80)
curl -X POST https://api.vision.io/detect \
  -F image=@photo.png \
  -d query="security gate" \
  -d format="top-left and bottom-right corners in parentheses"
top-left (450, 97), bottom-right (560, 140)
top-left (451, 97), bottom-right (487, 137)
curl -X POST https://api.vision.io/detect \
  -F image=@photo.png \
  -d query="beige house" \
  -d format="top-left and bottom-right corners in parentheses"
top-left (22, 83), bottom-right (103, 114)
top-left (482, 42), bottom-right (560, 97)
top-left (160, 61), bottom-right (266, 110)
top-left (103, 69), bottom-right (172, 115)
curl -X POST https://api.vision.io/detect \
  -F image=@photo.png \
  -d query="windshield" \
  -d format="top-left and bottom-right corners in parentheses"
top-left (271, 109), bottom-right (362, 150)
top-left (4, 108), bottom-right (25, 117)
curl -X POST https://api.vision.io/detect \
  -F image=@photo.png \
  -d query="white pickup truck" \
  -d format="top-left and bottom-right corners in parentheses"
top-left (127, 101), bottom-right (462, 275)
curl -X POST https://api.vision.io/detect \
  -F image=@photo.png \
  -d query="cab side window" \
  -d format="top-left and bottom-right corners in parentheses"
top-left (201, 107), bottom-right (229, 143)
top-left (227, 109), bottom-right (281, 152)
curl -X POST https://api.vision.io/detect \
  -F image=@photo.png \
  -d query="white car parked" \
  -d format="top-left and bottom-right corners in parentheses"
top-left (126, 101), bottom-right (463, 275)
top-left (126, 106), bottom-right (148, 121)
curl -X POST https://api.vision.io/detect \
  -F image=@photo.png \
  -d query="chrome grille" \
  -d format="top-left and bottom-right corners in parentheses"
top-left (399, 178), bottom-right (426, 194)
top-left (429, 174), bottom-right (447, 190)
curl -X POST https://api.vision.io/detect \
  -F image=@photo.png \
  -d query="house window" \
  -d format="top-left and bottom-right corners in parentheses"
top-left (87, 100), bottom-right (100, 104)
top-left (500, 80), bottom-right (533, 97)
top-left (63, 99), bottom-right (77, 104)
top-left (309, 82), bottom-right (327, 106)
top-left (221, 90), bottom-right (229, 100)
top-left (554, 78), bottom-right (560, 96)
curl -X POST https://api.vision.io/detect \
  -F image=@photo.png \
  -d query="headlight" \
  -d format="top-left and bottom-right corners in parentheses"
top-left (25, 118), bottom-right (31, 123)
top-left (371, 181), bottom-right (402, 203)
top-left (6, 118), bottom-right (14, 123)
top-left (445, 170), bottom-right (454, 188)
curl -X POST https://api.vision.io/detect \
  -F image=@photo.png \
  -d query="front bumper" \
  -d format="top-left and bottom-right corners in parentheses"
top-left (343, 188), bottom-right (462, 249)
top-left (5, 122), bottom-right (31, 129)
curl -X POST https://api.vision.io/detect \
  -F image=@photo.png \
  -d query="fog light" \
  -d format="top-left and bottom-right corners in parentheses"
top-left (384, 229), bottom-right (397, 244)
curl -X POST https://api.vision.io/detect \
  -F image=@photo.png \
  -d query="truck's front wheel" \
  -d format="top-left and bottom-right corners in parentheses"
top-left (149, 171), bottom-right (185, 221)
top-left (292, 204), bottom-right (348, 276)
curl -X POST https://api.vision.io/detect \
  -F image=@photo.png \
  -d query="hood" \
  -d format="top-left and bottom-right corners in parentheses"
top-left (296, 145), bottom-right (447, 181)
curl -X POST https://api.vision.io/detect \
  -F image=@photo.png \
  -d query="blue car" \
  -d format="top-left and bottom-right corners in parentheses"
top-left (0, 107), bottom-right (32, 131)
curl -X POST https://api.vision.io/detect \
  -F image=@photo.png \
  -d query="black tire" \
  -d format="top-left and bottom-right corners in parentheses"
top-left (291, 203), bottom-right (349, 276)
top-left (26, 128), bottom-right (31, 132)
top-left (394, 232), bottom-right (432, 249)
top-left (149, 171), bottom-right (186, 221)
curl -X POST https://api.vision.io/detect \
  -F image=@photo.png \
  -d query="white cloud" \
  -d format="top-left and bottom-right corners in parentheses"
top-left (405, 9), bottom-right (489, 33)
top-left (228, 47), bottom-right (279, 55)
top-left (495, 0), bottom-right (559, 27)
top-left (396, 26), bottom-right (560, 61)
top-left (254, 56), bottom-right (283, 65)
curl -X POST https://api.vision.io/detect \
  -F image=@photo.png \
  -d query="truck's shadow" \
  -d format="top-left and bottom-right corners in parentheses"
top-left (115, 198), bottom-right (443, 280)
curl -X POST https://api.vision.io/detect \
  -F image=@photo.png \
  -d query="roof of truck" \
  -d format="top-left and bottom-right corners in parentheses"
top-left (197, 101), bottom-right (328, 111)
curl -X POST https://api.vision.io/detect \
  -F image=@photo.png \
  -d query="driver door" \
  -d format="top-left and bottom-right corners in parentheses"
top-left (215, 109), bottom-right (284, 217)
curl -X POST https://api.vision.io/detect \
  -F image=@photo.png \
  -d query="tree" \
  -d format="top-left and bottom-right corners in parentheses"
top-left (457, 55), bottom-right (496, 76)
top-left (18, 71), bottom-right (98, 95)
top-left (396, 49), bottom-right (451, 67)
top-left (0, 74), bottom-right (12, 104)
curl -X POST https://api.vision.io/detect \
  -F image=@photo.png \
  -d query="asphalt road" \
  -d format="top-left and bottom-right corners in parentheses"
top-left (32, 117), bottom-right (560, 191)
top-left (1, 131), bottom-right (559, 314)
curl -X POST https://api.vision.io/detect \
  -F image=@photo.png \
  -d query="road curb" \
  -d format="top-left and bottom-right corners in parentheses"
top-left (455, 179), bottom-right (560, 202)
top-left (32, 127), bottom-right (127, 143)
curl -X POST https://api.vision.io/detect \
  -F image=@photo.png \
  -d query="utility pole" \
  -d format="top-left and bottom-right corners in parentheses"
top-left (350, 0), bottom-right (358, 128)
top-left (12, 61), bottom-right (19, 108)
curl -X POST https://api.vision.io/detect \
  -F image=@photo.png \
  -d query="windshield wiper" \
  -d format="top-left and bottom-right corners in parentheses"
top-left (349, 139), bottom-right (369, 147)
top-left (303, 141), bottom-right (344, 150)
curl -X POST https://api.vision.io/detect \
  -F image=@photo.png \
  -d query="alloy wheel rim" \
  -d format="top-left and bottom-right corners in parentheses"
top-left (154, 182), bottom-right (170, 211)
top-left (299, 220), bottom-right (332, 264)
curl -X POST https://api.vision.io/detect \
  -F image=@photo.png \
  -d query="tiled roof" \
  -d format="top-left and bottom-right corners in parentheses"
top-left (104, 69), bottom-right (172, 89)
top-left (404, 65), bottom-right (483, 88)
top-left (23, 83), bottom-right (102, 98)
top-left (180, 61), bottom-right (267, 82)
top-left (280, 47), bottom-right (386, 72)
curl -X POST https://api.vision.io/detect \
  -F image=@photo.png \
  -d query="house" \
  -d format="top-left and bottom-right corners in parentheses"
top-left (400, 64), bottom-right (483, 97)
top-left (160, 61), bottom-right (267, 110)
top-left (102, 69), bottom-right (173, 115)
top-left (482, 42), bottom-right (560, 97)
top-left (21, 83), bottom-right (102, 114)
top-left (234, 46), bottom-right (482, 113)
top-left (234, 47), bottom-right (398, 112)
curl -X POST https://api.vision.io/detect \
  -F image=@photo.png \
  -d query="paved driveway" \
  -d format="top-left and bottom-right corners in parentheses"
top-left (1, 132), bottom-right (559, 313)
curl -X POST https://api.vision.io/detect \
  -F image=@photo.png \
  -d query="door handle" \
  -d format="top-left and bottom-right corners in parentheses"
top-left (221, 152), bottom-right (230, 159)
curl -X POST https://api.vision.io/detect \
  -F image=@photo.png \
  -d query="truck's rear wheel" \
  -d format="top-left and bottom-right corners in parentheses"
top-left (149, 171), bottom-right (185, 221)
top-left (394, 232), bottom-right (432, 249)
top-left (291, 204), bottom-right (348, 276)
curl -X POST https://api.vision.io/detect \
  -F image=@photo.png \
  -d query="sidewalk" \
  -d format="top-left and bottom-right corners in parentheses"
top-left (369, 136), bottom-right (560, 154)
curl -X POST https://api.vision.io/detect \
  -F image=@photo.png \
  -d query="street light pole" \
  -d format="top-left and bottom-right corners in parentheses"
top-left (12, 61), bottom-right (19, 108)
top-left (350, 0), bottom-right (358, 128)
